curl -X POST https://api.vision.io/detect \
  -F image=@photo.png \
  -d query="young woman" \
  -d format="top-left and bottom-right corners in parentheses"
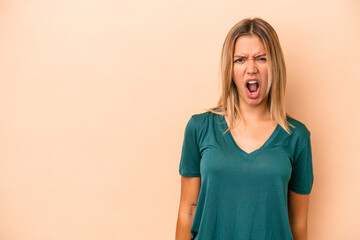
top-left (175, 18), bottom-right (314, 240)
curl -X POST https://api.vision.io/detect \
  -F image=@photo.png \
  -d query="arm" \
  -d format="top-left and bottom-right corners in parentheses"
top-left (175, 176), bottom-right (201, 240)
top-left (288, 189), bottom-right (311, 240)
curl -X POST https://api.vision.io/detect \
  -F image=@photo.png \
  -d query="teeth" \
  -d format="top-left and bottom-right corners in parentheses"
top-left (248, 80), bottom-right (258, 84)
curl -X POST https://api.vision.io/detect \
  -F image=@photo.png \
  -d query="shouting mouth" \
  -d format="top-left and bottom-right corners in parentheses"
top-left (246, 80), bottom-right (260, 98)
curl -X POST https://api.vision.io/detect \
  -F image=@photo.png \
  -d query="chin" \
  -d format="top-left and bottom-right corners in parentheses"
top-left (245, 96), bottom-right (267, 106)
top-left (246, 100), bottom-right (262, 105)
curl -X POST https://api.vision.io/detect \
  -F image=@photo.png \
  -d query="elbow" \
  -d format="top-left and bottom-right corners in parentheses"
top-left (289, 217), bottom-right (307, 226)
top-left (289, 219), bottom-right (307, 231)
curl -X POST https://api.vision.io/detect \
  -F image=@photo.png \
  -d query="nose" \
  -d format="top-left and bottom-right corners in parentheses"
top-left (246, 59), bottom-right (258, 74)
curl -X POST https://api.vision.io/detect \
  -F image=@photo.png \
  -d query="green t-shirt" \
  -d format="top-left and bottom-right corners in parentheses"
top-left (179, 111), bottom-right (314, 240)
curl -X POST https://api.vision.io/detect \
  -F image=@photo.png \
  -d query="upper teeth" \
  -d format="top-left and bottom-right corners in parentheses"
top-left (248, 80), bottom-right (258, 84)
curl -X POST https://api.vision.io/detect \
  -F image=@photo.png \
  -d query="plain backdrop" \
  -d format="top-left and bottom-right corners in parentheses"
top-left (0, 0), bottom-right (359, 239)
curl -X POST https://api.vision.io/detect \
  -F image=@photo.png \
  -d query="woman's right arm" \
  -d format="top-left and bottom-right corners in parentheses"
top-left (175, 176), bottom-right (201, 240)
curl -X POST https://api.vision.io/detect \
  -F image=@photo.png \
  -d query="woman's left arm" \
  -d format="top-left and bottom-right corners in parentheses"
top-left (288, 189), bottom-right (311, 240)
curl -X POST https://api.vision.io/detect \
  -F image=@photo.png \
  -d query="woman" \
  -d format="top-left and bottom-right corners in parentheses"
top-left (175, 18), bottom-right (314, 240)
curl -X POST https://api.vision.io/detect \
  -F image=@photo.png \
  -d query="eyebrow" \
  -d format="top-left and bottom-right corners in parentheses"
top-left (234, 53), bottom-right (266, 58)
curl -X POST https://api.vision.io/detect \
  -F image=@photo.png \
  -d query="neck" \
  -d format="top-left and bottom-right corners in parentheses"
top-left (238, 98), bottom-right (271, 125)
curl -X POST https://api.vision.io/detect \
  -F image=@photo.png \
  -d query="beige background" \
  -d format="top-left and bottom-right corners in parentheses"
top-left (0, 0), bottom-right (359, 239)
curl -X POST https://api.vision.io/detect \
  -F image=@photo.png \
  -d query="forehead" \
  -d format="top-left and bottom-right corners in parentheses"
top-left (233, 35), bottom-right (266, 56)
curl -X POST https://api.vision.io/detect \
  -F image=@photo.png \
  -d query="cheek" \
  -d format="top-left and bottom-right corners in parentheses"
top-left (232, 67), bottom-right (245, 84)
top-left (261, 67), bottom-right (269, 90)
top-left (261, 66), bottom-right (268, 78)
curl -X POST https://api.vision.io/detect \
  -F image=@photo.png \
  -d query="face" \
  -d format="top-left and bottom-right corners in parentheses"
top-left (232, 35), bottom-right (270, 107)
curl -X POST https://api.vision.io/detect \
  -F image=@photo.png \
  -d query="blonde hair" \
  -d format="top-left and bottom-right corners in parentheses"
top-left (206, 17), bottom-right (294, 134)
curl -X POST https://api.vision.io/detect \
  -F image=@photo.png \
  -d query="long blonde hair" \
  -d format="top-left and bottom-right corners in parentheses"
top-left (206, 17), bottom-right (294, 134)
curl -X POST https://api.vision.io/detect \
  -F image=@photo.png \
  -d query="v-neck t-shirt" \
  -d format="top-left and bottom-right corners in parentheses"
top-left (178, 111), bottom-right (314, 240)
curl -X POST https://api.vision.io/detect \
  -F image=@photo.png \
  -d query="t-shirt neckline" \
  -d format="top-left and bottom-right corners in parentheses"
top-left (219, 114), bottom-right (281, 159)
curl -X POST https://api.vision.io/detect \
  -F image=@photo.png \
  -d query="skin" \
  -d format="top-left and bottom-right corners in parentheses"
top-left (175, 35), bottom-right (310, 240)
top-left (175, 176), bottom-right (200, 240)
top-left (233, 34), bottom-right (269, 108)
top-left (230, 35), bottom-right (277, 154)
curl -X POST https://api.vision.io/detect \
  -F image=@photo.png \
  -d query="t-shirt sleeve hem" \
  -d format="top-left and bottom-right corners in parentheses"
top-left (288, 186), bottom-right (312, 195)
top-left (179, 170), bottom-right (201, 177)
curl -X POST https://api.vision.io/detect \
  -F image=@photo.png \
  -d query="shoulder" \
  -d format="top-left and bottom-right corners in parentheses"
top-left (186, 110), bottom-right (218, 138)
top-left (189, 111), bottom-right (212, 124)
top-left (190, 108), bottom-right (222, 122)
top-left (286, 116), bottom-right (311, 147)
top-left (287, 116), bottom-right (310, 136)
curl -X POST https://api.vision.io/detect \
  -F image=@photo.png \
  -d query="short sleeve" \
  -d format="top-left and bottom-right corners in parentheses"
top-left (288, 132), bottom-right (314, 194)
top-left (179, 116), bottom-right (201, 177)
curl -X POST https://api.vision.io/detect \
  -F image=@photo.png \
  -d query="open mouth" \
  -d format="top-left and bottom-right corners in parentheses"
top-left (246, 80), bottom-right (259, 93)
